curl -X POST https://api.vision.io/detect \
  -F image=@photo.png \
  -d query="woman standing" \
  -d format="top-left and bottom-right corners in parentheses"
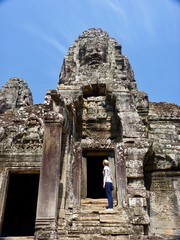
top-left (103, 159), bottom-right (113, 211)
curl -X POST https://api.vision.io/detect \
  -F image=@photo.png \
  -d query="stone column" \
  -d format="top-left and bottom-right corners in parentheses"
top-left (115, 144), bottom-right (126, 207)
top-left (72, 142), bottom-right (82, 207)
top-left (35, 91), bottom-right (64, 239)
top-left (81, 157), bottom-right (87, 199)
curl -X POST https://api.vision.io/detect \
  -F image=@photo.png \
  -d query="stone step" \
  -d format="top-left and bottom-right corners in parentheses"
top-left (70, 209), bottom-right (129, 230)
top-left (73, 220), bottom-right (100, 226)
top-left (81, 198), bottom-right (107, 205)
top-left (64, 234), bottom-right (81, 239)
top-left (74, 214), bottom-right (100, 221)
top-left (81, 198), bottom-right (117, 206)
top-left (80, 198), bottom-right (118, 213)
top-left (61, 200), bottom-right (131, 237)
top-left (80, 207), bottom-right (126, 216)
top-left (67, 223), bottom-right (133, 235)
top-left (0, 238), bottom-right (34, 240)
top-left (72, 206), bottom-right (129, 225)
top-left (80, 205), bottom-right (119, 212)
top-left (58, 237), bottom-right (80, 240)
top-left (101, 224), bottom-right (133, 235)
top-left (100, 215), bottom-right (128, 224)
top-left (100, 209), bottom-right (129, 222)
top-left (68, 225), bottom-right (101, 235)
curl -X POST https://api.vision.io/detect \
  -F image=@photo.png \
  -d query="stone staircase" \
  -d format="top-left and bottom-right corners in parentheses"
top-left (58, 198), bottom-right (133, 240)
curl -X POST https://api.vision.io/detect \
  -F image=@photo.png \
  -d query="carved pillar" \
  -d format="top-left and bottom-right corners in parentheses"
top-left (35, 91), bottom-right (64, 240)
top-left (0, 169), bottom-right (9, 233)
top-left (81, 157), bottom-right (87, 198)
top-left (115, 144), bottom-right (126, 206)
top-left (108, 156), bottom-right (116, 199)
top-left (72, 142), bottom-right (82, 207)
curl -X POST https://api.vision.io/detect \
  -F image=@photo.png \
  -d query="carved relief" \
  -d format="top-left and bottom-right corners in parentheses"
top-left (79, 41), bottom-right (107, 67)
top-left (81, 95), bottom-right (121, 141)
top-left (44, 91), bottom-right (64, 124)
top-left (13, 114), bottom-right (44, 143)
top-left (81, 137), bottom-right (114, 149)
top-left (133, 91), bottom-right (149, 111)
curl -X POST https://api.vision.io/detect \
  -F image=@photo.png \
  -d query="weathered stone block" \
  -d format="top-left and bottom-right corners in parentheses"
top-left (101, 224), bottom-right (133, 235)
top-left (128, 197), bottom-right (147, 207)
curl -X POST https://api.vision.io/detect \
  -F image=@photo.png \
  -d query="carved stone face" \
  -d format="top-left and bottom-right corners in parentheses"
top-left (79, 41), bottom-right (107, 66)
top-left (0, 79), bottom-right (33, 112)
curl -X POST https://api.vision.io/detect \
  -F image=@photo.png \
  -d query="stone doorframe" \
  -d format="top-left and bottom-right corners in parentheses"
top-left (0, 168), bottom-right (9, 233)
top-left (0, 167), bottom-right (40, 234)
top-left (72, 142), bottom-right (126, 208)
top-left (81, 151), bottom-right (116, 199)
top-left (115, 144), bottom-right (126, 206)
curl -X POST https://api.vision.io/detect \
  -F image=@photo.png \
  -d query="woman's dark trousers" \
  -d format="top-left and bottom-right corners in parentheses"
top-left (105, 182), bottom-right (113, 209)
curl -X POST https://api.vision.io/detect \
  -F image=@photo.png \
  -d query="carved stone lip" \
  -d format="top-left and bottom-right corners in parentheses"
top-left (88, 58), bottom-right (102, 65)
top-left (89, 60), bottom-right (101, 65)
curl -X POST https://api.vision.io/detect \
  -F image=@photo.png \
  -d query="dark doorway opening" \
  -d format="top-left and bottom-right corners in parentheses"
top-left (87, 156), bottom-right (106, 199)
top-left (1, 173), bottom-right (39, 237)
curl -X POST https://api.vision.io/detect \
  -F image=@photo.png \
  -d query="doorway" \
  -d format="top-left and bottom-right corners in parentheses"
top-left (1, 173), bottom-right (39, 237)
top-left (87, 155), bottom-right (106, 199)
top-left (81, 151), bottom-right (115, 199)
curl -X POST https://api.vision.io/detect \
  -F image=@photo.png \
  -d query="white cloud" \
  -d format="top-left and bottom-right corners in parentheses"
top-left (106, 0), bottom-right (126, 18)
top-left (14, 23), bottom-right (67, 56)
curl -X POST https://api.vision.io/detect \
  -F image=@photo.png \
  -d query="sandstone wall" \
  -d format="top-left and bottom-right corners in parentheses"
top-left (144, 102), bottom-right (180, 238)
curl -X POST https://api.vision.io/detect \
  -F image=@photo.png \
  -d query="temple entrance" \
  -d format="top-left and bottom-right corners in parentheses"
top-left (87, 155), bottom-right (106, 199)
top-left (1, 173), bottom-right (39, 237)
top-left (81, 151), bottom-right (116, 199)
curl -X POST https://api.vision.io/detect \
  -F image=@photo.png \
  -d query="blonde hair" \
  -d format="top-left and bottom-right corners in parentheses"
top-left (103, 159), bottom-right (109, 166)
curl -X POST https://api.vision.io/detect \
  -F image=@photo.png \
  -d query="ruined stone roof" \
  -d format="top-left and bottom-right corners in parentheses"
top-left (0, 104), bottom-right (44, 154)
top-left (149, 102), bottom-right (180, 119)
top-left (0, 78), bottom-right (43, 153)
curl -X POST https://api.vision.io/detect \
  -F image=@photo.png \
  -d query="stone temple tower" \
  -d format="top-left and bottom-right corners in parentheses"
top-left (0, 29), bottom-right (179, 240)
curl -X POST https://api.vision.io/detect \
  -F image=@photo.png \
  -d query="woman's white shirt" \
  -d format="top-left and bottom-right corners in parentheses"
top-left (103, 166), bottom-right (112, 183)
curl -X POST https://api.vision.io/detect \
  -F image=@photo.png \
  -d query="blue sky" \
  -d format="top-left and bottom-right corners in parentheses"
top-left (0, 0), bottom-right (180, 105)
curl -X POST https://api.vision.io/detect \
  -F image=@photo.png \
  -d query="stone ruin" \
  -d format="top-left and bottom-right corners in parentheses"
top-left (0, 29), bottom-right (179, 240)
